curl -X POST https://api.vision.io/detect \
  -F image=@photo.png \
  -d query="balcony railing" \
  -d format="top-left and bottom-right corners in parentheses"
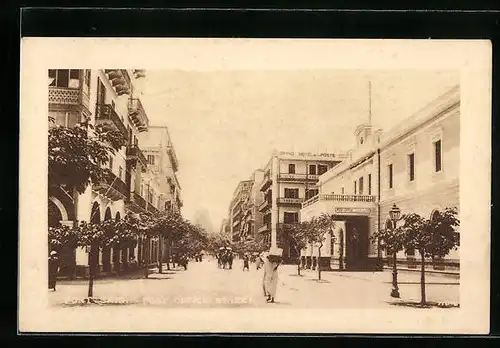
top-left (126, 145), bottom-right (147, 166)
top-left (128, 98), bottom-right (149, 132)
top-left (278, 173), bottom-right (319, 182)
top-left (95, 104), bottom-right (128, 138)
top-left (147, 202), bottom-right (160, 215)
top-left (260, 174), bottom-right (272, 192)
top-left (105, 69), bottom-right (132, 96)
top-left (277, 197), bottom-right (304, 205)
top-left (302, 194), bottom-right (376, 208)
top-left (259, 199), bottom-right (272, 212)
top-left (49, 86), bottom-right (90, 110)
top-left (258, 224), bottom-right (270, 234)
top-left (93, 173), bottom-right (128, 201)
top-left (132, 192), bottom-right (147, 210)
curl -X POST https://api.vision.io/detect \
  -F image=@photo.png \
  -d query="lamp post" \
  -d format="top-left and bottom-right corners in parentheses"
top-left (389, 203), bottom-right (402, 298)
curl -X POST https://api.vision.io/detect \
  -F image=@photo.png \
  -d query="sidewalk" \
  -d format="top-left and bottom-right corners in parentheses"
top-left (291, 266), bottom-right (459, 306)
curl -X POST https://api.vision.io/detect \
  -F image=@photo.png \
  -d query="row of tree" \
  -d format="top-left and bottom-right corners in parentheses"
top-left (48, 121), bottom-right (209, 301)
top-left (49, 210), bottom-right (209, 300)
top-left (280, 208), bottom-right (459, 305)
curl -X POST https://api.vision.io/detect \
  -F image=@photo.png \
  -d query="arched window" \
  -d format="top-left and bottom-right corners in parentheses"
top-left (48, 199), bottom-right (62, 227)
top-left (104, 207), bottom-right (112, 221)
top-left (91, 202), bottom-right (101, 223)
top-left (115, 212), bottom-right (121, 221)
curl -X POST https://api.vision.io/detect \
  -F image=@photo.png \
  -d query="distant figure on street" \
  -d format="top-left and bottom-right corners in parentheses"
top-left (242, 254), bottom-right (250, 271)
top-left (255, 253), bottom-right (263, 270)
top-left (180, 254), bottom-right (188, 270)
top-left (129, 256), bottom-right (137, 268)
top-left (48, 251), bottom-right (60, 291)
top-left (262, 247), bottom-right (283, 303)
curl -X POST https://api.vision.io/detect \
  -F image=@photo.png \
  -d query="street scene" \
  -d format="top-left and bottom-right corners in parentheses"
top-left (49, 257), bottom-right (459, 309)
top-left (47, 67), bottom-right (460, 311)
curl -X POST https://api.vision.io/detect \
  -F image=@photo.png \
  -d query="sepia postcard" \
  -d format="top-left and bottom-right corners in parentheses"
top-left (19, 38), bottom-right (491, 334)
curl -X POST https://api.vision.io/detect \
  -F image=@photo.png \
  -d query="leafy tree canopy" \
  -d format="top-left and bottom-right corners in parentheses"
top-left (48, 122), bottom-right (127, 194)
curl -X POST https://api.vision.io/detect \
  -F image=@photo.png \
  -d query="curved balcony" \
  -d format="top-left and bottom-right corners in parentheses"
top-left (93, 173), bottom-right (128, 201)
top-left (104, 69), bottom-right (132, 96)
top-left (258, 224), bottom-right (270, 234)
top-left (126, 191), bottom-right (148, 213)
top-left (259, 199), bottom-right (272, 213)
top-left (95, 104), bottom-right (128, 139)
top-left (259, 172), bottom-right (272, 192)
top-left (126, 145), bottom-right (147, 167)
top-left (128, 98), bottom-right (149, 132)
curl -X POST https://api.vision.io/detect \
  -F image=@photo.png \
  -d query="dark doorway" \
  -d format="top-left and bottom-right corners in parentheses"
top-left (344, 216), bottom-right (369, 270)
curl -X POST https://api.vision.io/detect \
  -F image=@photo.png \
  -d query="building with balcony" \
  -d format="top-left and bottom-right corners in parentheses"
top-left (301, 85), bottom-right (460, 273)
top-left (258, 151), bottom-right (347, 263)
top-left (48, 69), bottom-right (178, 278)
top-left (228, 180), bottom-right (253, 242)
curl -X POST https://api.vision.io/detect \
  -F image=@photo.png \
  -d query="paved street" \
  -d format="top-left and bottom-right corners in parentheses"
top-left (49, 257), bottom-right (459, 308)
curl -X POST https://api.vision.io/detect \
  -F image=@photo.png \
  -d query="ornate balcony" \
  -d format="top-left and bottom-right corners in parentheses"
top-left (258, 224), bottom-right (270, 234)
top-left (95, 104), bottom-right (128, 139)
top-left (302, 194), bottom-right (375, 208)
top-left (147, 202), bottom-right (160, 215)
top-left (48, 86), bottom-right (90, 114)
top-left (259, 199), bottom-right (272, 213)
top-left (127, 98), bottom-right (149, 132)
top-left (278, 173), bottom-right (319, 183)
top-left (126, 145), bottom-right (147, 167)
top-left (104, 69), bottom-right (132, 96)
top-left (301, 195), bottom-right (376, 218)
top-left (93, 173), bottom-right (128, 201)
top-left (277, 197), bottom-right (305, 206)
top-left (126, 191), bottom-right (148, 213)
top-left (260, 171), bottom-right (272, 192)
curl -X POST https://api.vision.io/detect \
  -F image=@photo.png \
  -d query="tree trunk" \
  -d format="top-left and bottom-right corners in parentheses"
top-left (165, 236), bottom-right (171, 271)
top-left (144, 236), bottom-right (149, 279)
top-left (420, 252), bottom-right (426, 305)
top-left (318, 244), bottom-right (322, 281)
top-left (87, 243), bottom-right (95, 298)
top-left (297, 251), bottom-right (301, 276)
top-left (158, 235), bottom-right (163, 274)
top-left (71, 187), bottom-right (79, 280)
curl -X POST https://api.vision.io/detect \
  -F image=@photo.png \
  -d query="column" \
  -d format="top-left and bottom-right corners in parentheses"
top-left (270, 156), bottom-right (279, 249)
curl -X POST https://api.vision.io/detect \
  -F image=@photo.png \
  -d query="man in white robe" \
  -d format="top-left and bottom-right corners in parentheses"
top-left (262, 248), bottom-right (282, 303)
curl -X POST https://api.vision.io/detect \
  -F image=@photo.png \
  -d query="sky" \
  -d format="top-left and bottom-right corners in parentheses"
top-left (138, 70), bottom-right (459, 233)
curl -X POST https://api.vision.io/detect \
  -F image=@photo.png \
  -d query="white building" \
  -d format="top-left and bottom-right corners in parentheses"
top-left (48, 69), bottom-right (180, 277)
top-left (301, 85), bottom-right (460, 273)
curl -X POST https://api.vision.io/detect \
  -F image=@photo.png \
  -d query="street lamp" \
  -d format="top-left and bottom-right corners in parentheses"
top-left (389, 203), bottom-right (402, 298)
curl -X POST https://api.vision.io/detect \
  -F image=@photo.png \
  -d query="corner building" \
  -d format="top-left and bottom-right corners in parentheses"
top-left (258, 151), bottom-right (346, 264)
top-left (48, 69), bottom-right (179, 277)
top-left (301, 85), bottom-right (460, 273)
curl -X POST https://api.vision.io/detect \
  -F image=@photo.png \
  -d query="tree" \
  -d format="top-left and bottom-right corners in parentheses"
top-left (307, 214), bottom-right (336, 281)
top-left (282, 222), bottom-right (310, 276)
top-left (127, 212), bottom-right (160, 278)
top-left (156, 211), bottom-right (186, 271)
top-left (48, 122), bottom-right (127, 279)
top-left (403, 207), bottom-right (459, 305)
top-left (74, 217), bottom-right (138, 301)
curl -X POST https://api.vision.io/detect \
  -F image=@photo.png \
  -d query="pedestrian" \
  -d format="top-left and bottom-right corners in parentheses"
top-left (262, 247), bottom-right (283, 303)
top-left (242, 253), bottom-right (250, 271)
top-left (255, 253), bottom-right (263, 270)
top-left (48, 251), bottom-right (60, 291)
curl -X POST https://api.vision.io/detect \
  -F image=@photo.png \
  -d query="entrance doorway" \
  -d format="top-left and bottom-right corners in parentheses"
top-left (344, 216), bottom-right (369, 270)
